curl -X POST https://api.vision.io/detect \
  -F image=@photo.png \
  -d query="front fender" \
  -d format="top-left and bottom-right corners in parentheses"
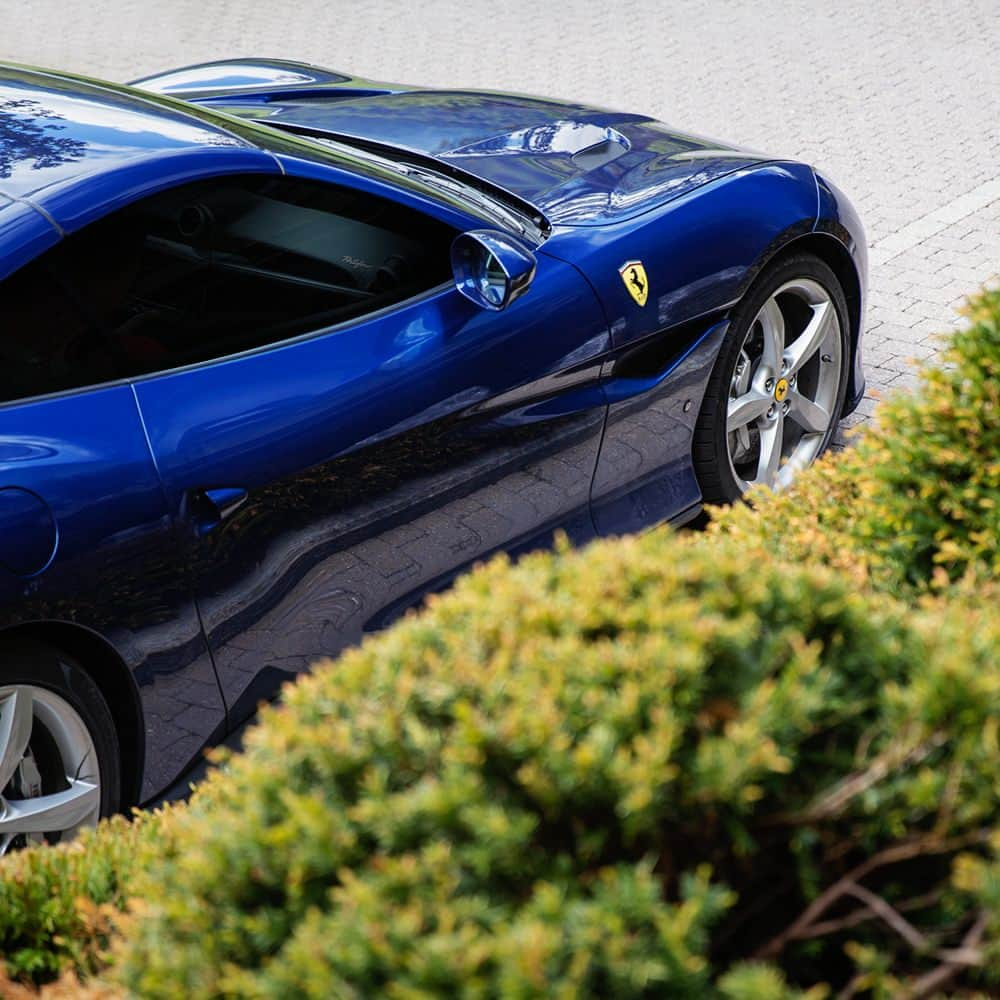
top-left (814, 169), bottom-right (869, 411)
top-left (540, 161), bottom-right (819, 350)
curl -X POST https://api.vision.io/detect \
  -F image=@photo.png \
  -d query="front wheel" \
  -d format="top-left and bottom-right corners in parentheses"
top-left (693, 254), bottom-right (850, 504)
top-left (0, 643), bottom-right (120, 855)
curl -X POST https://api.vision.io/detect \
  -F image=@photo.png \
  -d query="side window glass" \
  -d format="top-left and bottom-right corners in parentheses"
top-left (0, 174), bottom-right (455, 404)
top-left (0, 259), bottom-right (97, 405)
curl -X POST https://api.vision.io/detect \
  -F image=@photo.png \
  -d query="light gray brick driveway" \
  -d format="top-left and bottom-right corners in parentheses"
top-left (4, 0), bottom-right (999, 440)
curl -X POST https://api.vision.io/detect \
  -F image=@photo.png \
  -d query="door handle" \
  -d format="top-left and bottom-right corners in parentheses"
top-left (186, 487), bottom-right (248, 536)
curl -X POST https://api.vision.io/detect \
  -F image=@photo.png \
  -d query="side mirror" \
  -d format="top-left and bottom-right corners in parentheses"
top-left (450, 230), bottom-right (536, 311)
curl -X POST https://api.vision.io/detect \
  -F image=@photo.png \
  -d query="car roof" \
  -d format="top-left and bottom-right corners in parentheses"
top-left (0, 64), bottom-right (531, 280)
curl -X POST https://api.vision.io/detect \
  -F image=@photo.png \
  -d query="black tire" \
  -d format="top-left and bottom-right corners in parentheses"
top-left (0, 641), bottom-right (121, 845)
top-left (693, 253), bottom-right (851, 504)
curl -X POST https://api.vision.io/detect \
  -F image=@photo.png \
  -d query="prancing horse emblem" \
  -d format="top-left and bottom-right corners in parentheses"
top-left (619, 260), bottom-right (649, 307)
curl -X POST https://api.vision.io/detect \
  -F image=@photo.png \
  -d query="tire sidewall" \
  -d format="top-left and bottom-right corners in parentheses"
top-left (1, 641), bottom-right (121, 822)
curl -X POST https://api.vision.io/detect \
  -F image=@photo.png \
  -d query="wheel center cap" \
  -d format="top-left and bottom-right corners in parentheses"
top-left (774, 377), bottom-right (789, 402)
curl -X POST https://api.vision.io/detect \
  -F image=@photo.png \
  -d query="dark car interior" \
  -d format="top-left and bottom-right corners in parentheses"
top-left (0, 174), bottom-right (456, 404)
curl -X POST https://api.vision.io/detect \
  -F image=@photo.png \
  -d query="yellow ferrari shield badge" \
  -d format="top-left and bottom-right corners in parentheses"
top-left (619, 260), bottom-right (649, 307)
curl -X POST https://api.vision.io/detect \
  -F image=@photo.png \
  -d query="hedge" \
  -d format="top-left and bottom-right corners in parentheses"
top-left (0, 812), bottom-right (169, 985)
top-left (0, 286), bottom-right (997, 997)
top-left (109, 535), bottom-right (998, 998)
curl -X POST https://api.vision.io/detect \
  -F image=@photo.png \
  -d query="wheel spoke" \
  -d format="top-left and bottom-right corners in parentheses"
top-left (732, 349), bottom-right (752, 396)
top-left (787, 390), bottom-right (830, 435)
top-left (725, 278), bottom-right (843, 496)
top-left (727, 390), bottom-right (771, 432)
top-left (0, 778), bottom-right (99, 835)
top-left (785, 300), bottom-right (833, 376)
top-left (735, 423), bottom-right (751, 455)
top-left (756, 415), bottom-right (784, 486)
top-left (758, 297), bottom-right (785, 375)
top-left (0, 689), bottom-right (33, 791)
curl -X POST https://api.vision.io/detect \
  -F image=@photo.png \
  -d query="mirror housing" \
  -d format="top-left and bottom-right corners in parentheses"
top-left (450, 230), bottom-right (537, 311)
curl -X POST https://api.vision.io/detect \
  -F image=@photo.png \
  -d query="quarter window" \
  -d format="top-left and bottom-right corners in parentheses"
top-left (0, 174), bottom-right (455, 403)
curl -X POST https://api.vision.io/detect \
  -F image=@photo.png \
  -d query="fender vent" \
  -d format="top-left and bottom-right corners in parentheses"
top-left (612, 315), bottom-right (721, 380)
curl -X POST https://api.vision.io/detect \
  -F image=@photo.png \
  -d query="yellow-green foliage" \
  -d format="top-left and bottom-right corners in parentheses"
top-left (0, 287), bottom-right (998, 997)
top-left (0, 811), bottom-right (170, 984)
top-left (106, 531), bottom-right (998, 997)
top-left (854, 287), bottom-right (1000, 588)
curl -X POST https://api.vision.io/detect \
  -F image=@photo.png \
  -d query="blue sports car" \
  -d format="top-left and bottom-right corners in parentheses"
top-left (0, 59), bottom-right (865, 850)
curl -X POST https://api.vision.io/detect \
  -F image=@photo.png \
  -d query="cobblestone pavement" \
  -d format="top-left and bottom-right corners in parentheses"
top-left (4, 0), bottom-right (999, 440)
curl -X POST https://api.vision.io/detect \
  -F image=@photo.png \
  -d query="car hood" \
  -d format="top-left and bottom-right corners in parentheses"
top-left (200, 91), bottom-right (773, 226)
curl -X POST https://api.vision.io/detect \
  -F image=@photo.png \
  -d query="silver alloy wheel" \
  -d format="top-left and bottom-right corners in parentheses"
top-left (726, 278), bottom-right (843, 492)
top-left (0, 685), bottom-right (101, 855)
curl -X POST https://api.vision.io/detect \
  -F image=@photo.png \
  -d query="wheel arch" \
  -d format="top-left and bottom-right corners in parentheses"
top-left (0, 621), bottom-right (144, 808)
top-left (751, 231), bottom-right (864, 409)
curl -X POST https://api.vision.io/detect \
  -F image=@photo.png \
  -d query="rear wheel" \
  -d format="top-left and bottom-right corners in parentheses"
top-left (0, 643), bottom-right (119, 855)
top-left (694, 254), bottom-right (850, 503)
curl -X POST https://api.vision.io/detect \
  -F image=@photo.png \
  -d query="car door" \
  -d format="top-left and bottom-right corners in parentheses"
top-left (115, 167), bottom-right (610, 727)
top-left (0, 241), bottom-right (225, 804)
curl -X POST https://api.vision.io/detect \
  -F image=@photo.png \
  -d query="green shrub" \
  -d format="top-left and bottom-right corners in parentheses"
top-left (0, 811), bottom-right (168, 984)
top-left (102, 530), bottom-right (998, 998)
top-left (854, 287), bottom-right (1000, 588)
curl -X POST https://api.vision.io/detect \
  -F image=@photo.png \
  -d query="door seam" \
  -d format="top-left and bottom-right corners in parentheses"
top-left (129, 383), bottom-right (229, 731)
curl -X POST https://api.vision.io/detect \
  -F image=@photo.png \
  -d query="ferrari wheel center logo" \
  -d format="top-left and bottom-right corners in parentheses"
top-left (619, 260), bottom-right (649, 307)
top-left (774, 377), bottom-right (789, 402)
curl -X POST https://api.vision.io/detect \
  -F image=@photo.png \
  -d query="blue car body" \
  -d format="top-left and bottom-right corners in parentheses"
top-left (0, 60), bottom-right (866, 805)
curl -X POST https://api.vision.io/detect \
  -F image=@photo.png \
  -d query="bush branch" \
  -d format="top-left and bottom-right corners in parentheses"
top-left (907, 910), bottom-right (988, 999)
top-left (773, 731), bottom-right (947, 825)
top-left (841, 881), bottom-right (928, 950)
top-left (799, 889), bottom-right (943, 940)
top-left (754, 829), bottom-right (991, 959)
